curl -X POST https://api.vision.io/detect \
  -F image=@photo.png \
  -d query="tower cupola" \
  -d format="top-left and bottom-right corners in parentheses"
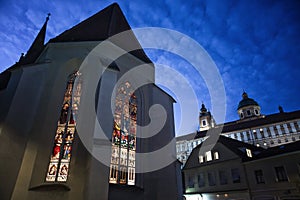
top-left (199, 103), bottom-right (215, 131)
top-left (237, 92), bottom-right (261, 120)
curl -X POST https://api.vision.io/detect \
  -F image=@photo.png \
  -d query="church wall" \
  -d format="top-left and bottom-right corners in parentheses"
top-left (0, 64), bottom-right (49, 199)
top-left (0, 69), bottom-right (22, 123)
top-left (0, 42), bottom-right (102, 199)
top-left (1, 37), bottom-right (181, 199)
top-left (142, 85), bottom-right (181, 200)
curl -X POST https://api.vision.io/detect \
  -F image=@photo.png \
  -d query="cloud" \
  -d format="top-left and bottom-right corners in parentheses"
top-left (0, 0), bottom-right (299, 135)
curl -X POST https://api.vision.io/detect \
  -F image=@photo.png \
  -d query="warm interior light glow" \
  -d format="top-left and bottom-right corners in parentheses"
top-left (246, 149), bottom-right (252, 157)
top-left (184, 194), bottom-right (203, 200)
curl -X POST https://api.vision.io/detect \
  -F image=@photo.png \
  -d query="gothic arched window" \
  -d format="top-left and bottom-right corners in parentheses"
top-left (45, 71), bottom-right (82, 182)
top-left (109, 81), bottom-right (137, 185)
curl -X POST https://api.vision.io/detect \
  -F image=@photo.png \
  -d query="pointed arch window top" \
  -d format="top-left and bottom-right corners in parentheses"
top-left (110, 81), bottom-right (137, 185)
top-left (45, 71), bottom-right (82, 182)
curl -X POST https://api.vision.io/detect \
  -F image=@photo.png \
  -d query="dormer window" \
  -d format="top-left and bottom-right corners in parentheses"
top-left (202, 120), bottom-right (207, 126)
top-left (246, 149), bottom-right (252, 157)
top-left (240, 113), bottom-right (244, 119)
top-left (254, 109), bottom-right (259, 115)
top-left (214, 152), bottom-right (219, 160)
top-left (205, 151), bottom-right (212, 161)
top-left (199, 155), bottom-right (204, 163)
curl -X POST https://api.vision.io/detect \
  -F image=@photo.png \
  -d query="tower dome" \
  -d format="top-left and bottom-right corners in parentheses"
top-left (237, 92), bottom-right (261, 120)
top-left (237, 92), bottom-right (259, 110)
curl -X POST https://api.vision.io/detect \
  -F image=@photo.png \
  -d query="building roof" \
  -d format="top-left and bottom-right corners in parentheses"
top-left (221, 110), bottom-right (300, 133)
top-left (49, 3), bottom-right (151, 63)
top-left (2, 3), bottom-right (151, 74)
top-left (187, 110), bottom-right (300, 139)
top-left (183, 134), bottom-right (300, 170)
top-left (248, 140), bottom-right (300, 161)
top-left (50, 3), bottom-right (128, 43)
top-left (183, 135), bottom-right (264, 170)
top-left (176, 132), bottom-right (198, 142)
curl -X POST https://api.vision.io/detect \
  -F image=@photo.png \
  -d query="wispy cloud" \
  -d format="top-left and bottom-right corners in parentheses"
top-left (0, 0), bottom-right (299, 135)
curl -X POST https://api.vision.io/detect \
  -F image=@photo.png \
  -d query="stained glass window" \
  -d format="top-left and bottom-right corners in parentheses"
top-left (45, 71), bottom-right (82, 182)
top-left (109, 81), bottom-right (137, 185)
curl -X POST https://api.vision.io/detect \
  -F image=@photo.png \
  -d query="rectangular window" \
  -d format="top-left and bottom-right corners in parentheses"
top-left (205, 151), bottom-right (212, 161)
top-left (275, 166), bottom-right (288, 182)
top-left (290, 122), bottom-right (297, 133)
top-left (188, 176), bottom-right (194, 188)
top-left (246, 149), bottom-right (252, 157)
top-left (198, 173), bottom-right (205, 187)
top-left (231, 168), bottom-right (241, 183)
top-left (219, 170), bottom-right (228, 185)
top-left (199, 155), bottom-right (204, 163)
top-left (214, 152), bottom-right (219, 160)
top-left (202, 120), bottom-right (206, 126)
top-left (247, 110), bottom-right (251, 116)
top-left (208, 171), bottom-right (216, 186)
top-left (254, 170), bottom-right (265, 184)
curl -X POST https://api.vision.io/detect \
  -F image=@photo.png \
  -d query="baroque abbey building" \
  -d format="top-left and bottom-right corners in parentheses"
top-left (176, 92), bottom-right (300, 165)
top-left (176, 92), bottom-right (300, 200)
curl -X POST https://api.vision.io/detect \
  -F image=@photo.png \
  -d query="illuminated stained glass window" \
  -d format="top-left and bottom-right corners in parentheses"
top-left (109, 81), bottom-right (137, 185)
top-left (45, 71), bottom-right (82, 182)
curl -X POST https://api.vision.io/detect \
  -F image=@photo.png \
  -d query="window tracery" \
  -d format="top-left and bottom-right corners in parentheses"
top-left (109, 81), bottom-right (137, 185)
top-left (46, 71), bottom-right (82, 182)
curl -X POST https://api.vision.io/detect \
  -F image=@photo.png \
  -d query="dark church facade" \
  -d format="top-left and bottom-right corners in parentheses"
top-left (0, 3), bottom-right (182, 200)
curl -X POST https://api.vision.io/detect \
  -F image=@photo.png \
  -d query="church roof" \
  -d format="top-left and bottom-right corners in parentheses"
top-left (49, 3), bottom-right (151, 63)
top-left (237, 92), bottom-right (259, 110)
top-left (3, 3), bottom-right (151, 73)
top-left (49, 3), bottom-right (129, 43)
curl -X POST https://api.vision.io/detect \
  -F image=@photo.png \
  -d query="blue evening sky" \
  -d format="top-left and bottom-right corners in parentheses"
top-left (0, 0), bottom-right (299, 136)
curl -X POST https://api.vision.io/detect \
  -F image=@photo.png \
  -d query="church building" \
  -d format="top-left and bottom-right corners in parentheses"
top-left (0, 3), bottom-right (182, 200)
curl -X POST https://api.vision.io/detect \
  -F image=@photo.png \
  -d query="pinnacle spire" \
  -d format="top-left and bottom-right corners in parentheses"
top-left (19, 13), bottom-right (50, 65)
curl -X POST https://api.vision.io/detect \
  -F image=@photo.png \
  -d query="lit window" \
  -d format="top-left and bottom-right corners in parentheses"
top-left (109, 81), bottom-right (137, 185)
top-left (45, 71), bottom-right (82, 182)
top-left (254, 170), bottom-right (265, 184)
top-left (199, 155), bottom-right (204, 163)
top-left (275, 166), bottom-right (288, 182)
top-left (246, 149), bottom-right (252, 157)
top-left (205, 151), bottom-right (212, 161)
top-left (263, 142), bottom-right (267, 146)
top-left (214, 152), bottom-right (219, 160)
